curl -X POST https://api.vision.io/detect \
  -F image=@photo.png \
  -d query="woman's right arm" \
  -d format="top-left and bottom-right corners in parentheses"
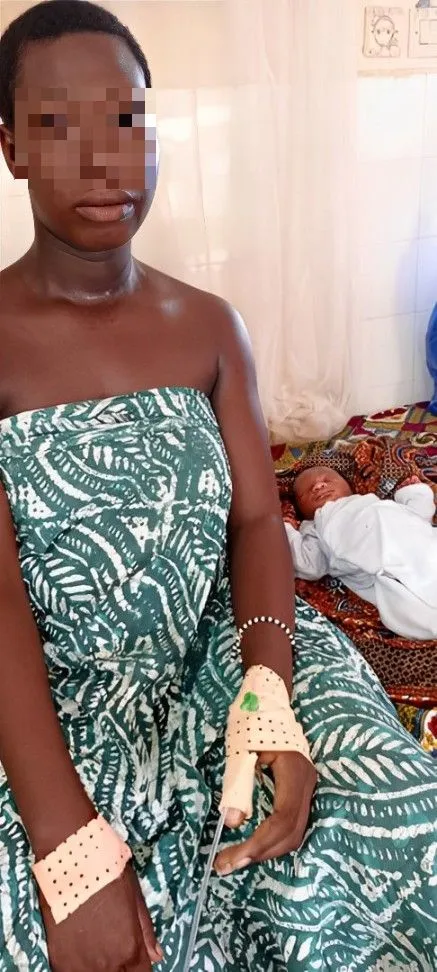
top-left (0, 483), bottom-right (161, 971)
top-left (0, 483), bottom-right (95, 858)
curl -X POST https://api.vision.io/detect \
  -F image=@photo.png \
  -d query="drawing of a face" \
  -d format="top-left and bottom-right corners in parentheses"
top-left (373, 15), bottom-right (396, 48)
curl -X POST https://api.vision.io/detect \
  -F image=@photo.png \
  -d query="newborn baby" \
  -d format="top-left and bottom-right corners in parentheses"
top-left (286, 465), bottom-right (437, 640)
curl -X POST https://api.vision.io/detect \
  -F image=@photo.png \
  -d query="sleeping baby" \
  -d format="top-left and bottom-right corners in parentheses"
top-left (286, 465), bottom-right (437, 640)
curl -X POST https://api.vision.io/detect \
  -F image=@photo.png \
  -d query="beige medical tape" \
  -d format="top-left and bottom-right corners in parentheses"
top-left (219, 665), bottom-right (313, 819)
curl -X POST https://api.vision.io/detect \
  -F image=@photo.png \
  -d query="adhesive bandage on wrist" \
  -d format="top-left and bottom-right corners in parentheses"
top-left (32, 815), bottom-right (132, 924)
top-left (219, 665), bottom-right (313, 819)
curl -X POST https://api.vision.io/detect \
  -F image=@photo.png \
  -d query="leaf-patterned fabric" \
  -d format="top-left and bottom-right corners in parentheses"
top-left (0, 388), bottom-right (436, 971)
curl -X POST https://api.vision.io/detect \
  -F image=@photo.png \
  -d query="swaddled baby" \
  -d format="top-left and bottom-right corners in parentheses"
top-left (286, 465), bottom-right (437, 640)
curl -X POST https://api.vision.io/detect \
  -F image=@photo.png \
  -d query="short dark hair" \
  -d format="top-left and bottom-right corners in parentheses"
top-left (0, 0), bottom-right (152, 130)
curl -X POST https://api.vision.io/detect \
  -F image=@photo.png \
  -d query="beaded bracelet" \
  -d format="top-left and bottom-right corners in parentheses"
top-left (237, 615), bottom-right (295, 648)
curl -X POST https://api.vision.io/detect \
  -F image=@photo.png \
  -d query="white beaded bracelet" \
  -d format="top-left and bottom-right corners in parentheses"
top-left (237, 616), bottom-right (295, 648)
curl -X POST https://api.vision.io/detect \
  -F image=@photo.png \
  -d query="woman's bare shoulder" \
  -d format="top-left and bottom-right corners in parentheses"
top-left (142, 262), bottom-right (234, 321)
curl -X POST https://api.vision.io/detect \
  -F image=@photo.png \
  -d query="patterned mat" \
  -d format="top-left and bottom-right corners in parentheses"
top-left (273, 402), bottom-right (437, 472)
top-left (273, 402), bottom-right (437, 755)
top-left (397, 705), bottom-right (437, 756)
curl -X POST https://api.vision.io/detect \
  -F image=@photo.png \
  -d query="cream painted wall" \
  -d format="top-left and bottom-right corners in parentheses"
top-left (0, 1), bottom-right (227, 86)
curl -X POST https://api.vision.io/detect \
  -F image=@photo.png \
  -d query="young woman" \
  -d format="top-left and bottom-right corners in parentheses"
top-left (0, 3), bottom-right (435, 970)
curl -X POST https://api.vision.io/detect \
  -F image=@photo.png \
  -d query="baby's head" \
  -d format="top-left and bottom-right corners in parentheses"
top-left (293, 465), bottom-right (352, 520)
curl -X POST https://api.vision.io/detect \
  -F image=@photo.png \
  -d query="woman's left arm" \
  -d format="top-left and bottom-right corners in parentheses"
top-left (211, 303), bottom-right (317, 873)
top-left (211, 305), bottom-right (295, 691)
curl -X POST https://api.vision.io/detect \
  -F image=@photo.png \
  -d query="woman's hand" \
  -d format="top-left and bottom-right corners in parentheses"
top-left (215, 751), bottom-right (316, 875)
top-left (40, 862), bottom-right (163, 972)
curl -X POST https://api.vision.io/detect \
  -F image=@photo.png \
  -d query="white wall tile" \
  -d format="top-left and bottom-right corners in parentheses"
top-left (412, 382), bottom-right (432, 406)
top-left (357, 159), bottom-right (421, 243)
top-left (413, 310), bottom-right (434, 404)
top-left (354, 74), bottom-right (437, 411)
top-left (412, 381), bottom-right (432, 406)
top-left (416, 237), bottom-right (437, 313)
top-left (358, 240), bottom-right (418, 320)
top-left (424, 75), bottom-right (437, 158)
top-left (357, 76), bottom-right (426, 161)
top-left (368, 382), bottom-right (414, 412)
top-left (353, 314), bottom-right (415, 388)
top-left (420, 157), bottom-right (437, 239)
top-left (351, 381), bottom-right (414, 417)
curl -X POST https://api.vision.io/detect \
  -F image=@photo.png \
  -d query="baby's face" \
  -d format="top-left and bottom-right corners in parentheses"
top-left (294, 466), bottom-right (352, 519)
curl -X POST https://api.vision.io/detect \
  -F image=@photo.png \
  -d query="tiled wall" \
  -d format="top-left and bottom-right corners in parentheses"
top-left (352, 73), bottom-right (437, 415)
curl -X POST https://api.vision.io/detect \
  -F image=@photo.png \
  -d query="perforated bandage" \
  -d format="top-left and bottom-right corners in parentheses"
top-left (32, 815), bottom-right (132, 924)
top-left (219, 665), bottom-right (312, 818)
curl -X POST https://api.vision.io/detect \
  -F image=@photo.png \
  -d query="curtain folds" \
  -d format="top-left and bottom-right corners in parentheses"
top-left (131, 0), bottom-right (358, 441)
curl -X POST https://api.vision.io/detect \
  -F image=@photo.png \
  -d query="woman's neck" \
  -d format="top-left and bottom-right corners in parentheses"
top-left (23, 225), bottom-right (140, 305)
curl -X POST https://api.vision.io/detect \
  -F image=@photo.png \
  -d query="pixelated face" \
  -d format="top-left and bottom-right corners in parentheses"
top-left (14, 85), bottom-right (157, 190)
top-left (1, 32), bottom-right (158, 251)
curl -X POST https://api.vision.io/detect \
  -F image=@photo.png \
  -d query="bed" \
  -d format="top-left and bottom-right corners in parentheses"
top-left (274, 402), bottom-right (437, 755)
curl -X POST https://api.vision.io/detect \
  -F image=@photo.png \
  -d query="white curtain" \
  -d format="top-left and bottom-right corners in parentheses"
top-left (129, 1), bottom-right (359, 442)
